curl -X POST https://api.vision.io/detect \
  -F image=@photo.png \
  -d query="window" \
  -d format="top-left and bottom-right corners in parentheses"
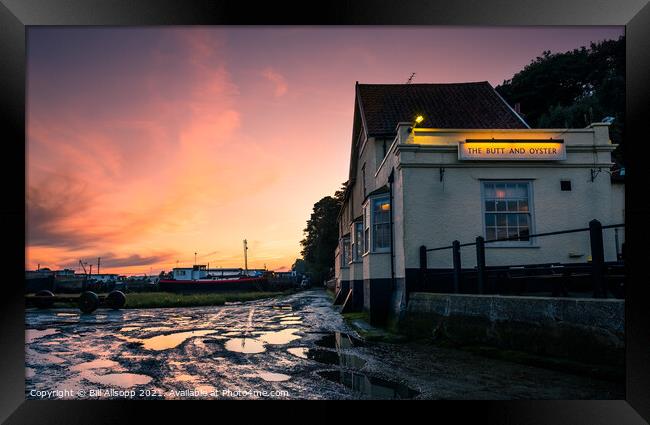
top-left (372, 197), bottom-right (391, 251)
top-left (483, 181), bottom-right (532, 243)
top-left (340, 237), bottom-right (350, 267)
top-left (362, 196), bottom-right (392, 253)
top-left (363, 205), bottom-right (370, 254)
top-left (352, 221), bottom-right (364, 261)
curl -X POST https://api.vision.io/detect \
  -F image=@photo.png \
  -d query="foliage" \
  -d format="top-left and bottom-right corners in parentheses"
top-left (496, 36), bottom-right (625, 163)
top-left (291, 258), bottom-right (306, 274)
top-left (299, 182), bottom-right (347, 283)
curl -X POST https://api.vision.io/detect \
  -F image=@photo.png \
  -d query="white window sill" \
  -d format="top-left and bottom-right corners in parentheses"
top-left (362, 250), bottom-right (391, 255)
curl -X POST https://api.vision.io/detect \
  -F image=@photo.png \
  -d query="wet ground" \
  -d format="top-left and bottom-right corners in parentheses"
top-left (25, 290), bottom-right (623, 400)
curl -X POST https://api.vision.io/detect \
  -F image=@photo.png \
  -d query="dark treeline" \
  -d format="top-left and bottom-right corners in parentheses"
top-left (496, 36), bottom-right (625, 165)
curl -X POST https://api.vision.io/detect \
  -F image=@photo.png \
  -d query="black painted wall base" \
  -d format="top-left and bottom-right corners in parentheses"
top-left (363, 278), bottom-right (392, 326)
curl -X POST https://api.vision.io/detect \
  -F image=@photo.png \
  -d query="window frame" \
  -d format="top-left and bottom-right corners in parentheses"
top-left (362, 194), bottom-right (392, 254)
top-left (480, 180), bottom-right (535, 247)
top-left (351, 221), bottom-right (364, 262)
top-left (340, 236), bottom-right (351, 268)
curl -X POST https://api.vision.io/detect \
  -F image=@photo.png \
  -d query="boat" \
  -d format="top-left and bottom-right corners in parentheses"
top-left (158, 265), bottom-right (268, 292)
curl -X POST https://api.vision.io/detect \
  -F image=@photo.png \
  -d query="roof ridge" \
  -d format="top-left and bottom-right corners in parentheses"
top-left (357, 81), bottom-right (491, 86)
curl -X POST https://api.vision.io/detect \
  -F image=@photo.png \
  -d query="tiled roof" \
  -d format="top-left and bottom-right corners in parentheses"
top-left (356, 82), bottom-right (528, 134)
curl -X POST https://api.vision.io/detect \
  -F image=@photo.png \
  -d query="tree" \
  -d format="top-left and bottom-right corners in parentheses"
top-left (299, 182), bottom-right (347, 283)
top-left (496, 36), bottom-right (625, 164)
top-left (291, 258), bottom-right (306, 274)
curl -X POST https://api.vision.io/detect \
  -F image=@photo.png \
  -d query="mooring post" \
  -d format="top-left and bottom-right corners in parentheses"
top-left (589, 219), bottom-right (605, 298)
top-left (452, 240), bottom-right (461, 293)
top-left (476, 236), bottom-right (486, 294)
top-left (419, 245), bottom-right (427, 291)
top-left (419, 245), bottom-right (427, 270)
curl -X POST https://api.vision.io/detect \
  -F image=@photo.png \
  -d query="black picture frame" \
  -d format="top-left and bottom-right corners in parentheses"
top-left (1, 0), bottom-right (649, 422)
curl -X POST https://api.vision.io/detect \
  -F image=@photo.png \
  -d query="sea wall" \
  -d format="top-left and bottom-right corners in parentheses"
top-left (401, 292), bottom-right (624, 366)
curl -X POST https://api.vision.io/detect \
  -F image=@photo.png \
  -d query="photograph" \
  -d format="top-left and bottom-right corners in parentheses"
top-left (24, 25), bottom-right (627, 401)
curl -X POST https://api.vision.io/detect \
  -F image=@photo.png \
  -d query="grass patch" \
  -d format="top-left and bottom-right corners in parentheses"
top-left (124, 291), bottom-right (288, 309)
top-left (342, 311), bottom-right (369, 322)
top-left (342, 311), bottom-right (408, 343)
top-left (26, 291), bottom-right (290, 309)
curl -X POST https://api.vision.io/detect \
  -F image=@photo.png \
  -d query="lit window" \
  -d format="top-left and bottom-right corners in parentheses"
top-left (483, 181), bottom-right (533, 243)
top-left (372, 196), bottom-right (391, 252)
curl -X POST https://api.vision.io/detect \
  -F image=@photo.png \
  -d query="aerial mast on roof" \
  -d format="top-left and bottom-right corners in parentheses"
top-left (406, 72), bottom-right (416, 84)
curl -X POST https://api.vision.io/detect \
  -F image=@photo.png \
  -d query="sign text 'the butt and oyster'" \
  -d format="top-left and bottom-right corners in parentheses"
top-left (458, 139), bottom-right (566, 161)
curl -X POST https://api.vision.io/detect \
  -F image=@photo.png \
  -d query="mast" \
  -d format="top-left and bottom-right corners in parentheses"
top-left (243, 239), bottom-right (248, 275)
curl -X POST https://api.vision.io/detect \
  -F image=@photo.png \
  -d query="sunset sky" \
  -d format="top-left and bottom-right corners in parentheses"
top-left (26, 26), bottom-right (623, 275)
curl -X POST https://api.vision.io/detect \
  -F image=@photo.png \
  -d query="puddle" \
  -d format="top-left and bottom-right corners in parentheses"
top-left (25, 329), bottom-right (58, 344)
top-left (25, 348), bottom-right (65, 365)
top-left (309, 349), bottom-right (367, 368)
top-left (25, 367), bottom-right (36, 379)
top-left (280, 320), bottom-right (303, 325)
top-left (195, 385), bottom-right (217, 394)
top-left (315, 333), bottom-right (365, 349)
top-left (56, 313), bottom-right (77, 317)
top-left (140, 330), bottom-right (217, 351)
top-left (287, 347), bottom-right (309, 359)
top-left (70, 359), bottom-right (119, 371)
top-left (258, 372), bottom-right (291, 382)
top-left (221, 331), bottom-right (241, 336)
top-left (224, 337), bottom-right (266, 354)
top-left (272, 305), bottom-right (292, 310)
top-left (318, 370), bottom-right (419, 399)
top-left (120, 327), bottom-right (139, 332)
top-left (275, 315), bottom-right (301, 320)
top-left (84, 372), bottom-right (153, 387)
top-left (259, 328), bottom-right (301, 345)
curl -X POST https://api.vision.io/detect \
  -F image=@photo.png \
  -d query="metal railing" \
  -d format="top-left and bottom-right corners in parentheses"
top-left (418, 220), bottom-right (625, 298)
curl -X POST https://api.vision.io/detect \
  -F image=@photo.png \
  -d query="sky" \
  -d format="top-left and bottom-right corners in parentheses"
top-left (26, 26), bottom-right (624, 275)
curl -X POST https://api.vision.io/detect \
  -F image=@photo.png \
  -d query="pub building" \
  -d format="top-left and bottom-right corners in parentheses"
top-left (334, 82), bottom-right (624, 324)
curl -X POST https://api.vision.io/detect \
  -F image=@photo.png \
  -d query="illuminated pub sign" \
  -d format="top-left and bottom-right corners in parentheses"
top-left (458, 139), bottom-right (566, 161)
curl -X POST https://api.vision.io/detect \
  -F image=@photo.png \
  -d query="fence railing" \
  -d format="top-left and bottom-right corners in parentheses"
top-left (418, 219), bottom-right (625, 298)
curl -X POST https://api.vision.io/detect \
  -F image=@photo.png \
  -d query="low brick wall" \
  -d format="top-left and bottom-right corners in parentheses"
top-left (402, 293), bottom-right (624, 366)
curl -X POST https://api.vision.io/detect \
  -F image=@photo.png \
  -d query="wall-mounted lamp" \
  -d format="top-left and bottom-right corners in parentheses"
top-left (408, 115), bottom-right (425, 133)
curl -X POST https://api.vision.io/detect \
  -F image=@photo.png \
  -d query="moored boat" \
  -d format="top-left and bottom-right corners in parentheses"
top-left (158, 265), bottom-right (268, 292)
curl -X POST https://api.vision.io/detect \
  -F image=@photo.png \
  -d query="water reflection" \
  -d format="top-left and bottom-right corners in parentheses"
top-left (85, 372), bottom-right (153, 387)
top-left (224, 337), bottom-right (266, 354)
top-left (315, 332), bottom-right (365, 349)
top-left (25, 329), bottom-right (58, 344)
top-left (70, 358), bottom-right (119, 371)
top-left (258, 371), bottom-right (291, 382)
top-left (318, 370), bottom-right (419, 399)
top-left (287, 347), bottom-right (309, 359)
top-left (140, 330), bottom-right (217, 351)
top-left (259, 328), bottom-right (301, 345)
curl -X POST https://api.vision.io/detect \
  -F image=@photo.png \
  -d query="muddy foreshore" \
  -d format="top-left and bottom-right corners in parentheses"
top-left (25, 290), bottom-right (623, 400)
